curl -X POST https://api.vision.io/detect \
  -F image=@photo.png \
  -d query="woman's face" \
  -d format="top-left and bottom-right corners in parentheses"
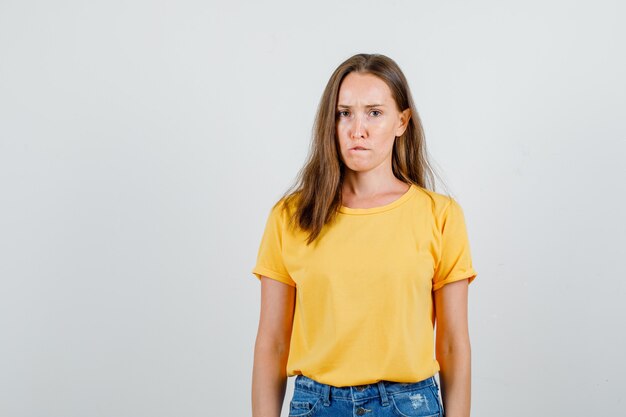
top-left (336, 72), bottom-right (410, 175)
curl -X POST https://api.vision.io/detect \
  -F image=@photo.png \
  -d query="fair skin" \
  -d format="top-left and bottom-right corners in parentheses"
top-left (251, 278), bottom-right (295, 417)
top-left (336, 72), bottom-right (411, 203)
top-left (252, 72), bottom-right (471, 417)
top-left (435, 278), bottom-right (472, 417)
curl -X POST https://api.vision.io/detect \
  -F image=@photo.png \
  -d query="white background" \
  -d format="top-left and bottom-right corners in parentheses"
top-left (1, 1), bottom-right (624, 416)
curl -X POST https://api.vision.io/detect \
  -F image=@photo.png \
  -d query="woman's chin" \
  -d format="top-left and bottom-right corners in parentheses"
top-left (344, 163), bottom-right (374, 173)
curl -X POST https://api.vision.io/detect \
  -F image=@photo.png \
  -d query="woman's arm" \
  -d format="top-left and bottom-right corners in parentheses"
top-left (251, 277), bottom-right (296, 417)
top-left (434, 278), bottom-right (471, 417)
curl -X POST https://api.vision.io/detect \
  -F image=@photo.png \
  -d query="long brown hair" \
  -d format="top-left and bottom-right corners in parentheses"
top-left (277, 53), bottom-right (446, 245)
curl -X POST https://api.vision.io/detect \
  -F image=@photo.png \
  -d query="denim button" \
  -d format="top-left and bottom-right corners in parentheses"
top-left (356, 385), bottom-right (368, 391)
top-left (356, 407), bottom-right (369, 415)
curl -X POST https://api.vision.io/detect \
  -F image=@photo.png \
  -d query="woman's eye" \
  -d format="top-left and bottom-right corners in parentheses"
top-left (338, 111), bottom-right (350, 117)
top-left (370, 110), bottom-right (381, 117)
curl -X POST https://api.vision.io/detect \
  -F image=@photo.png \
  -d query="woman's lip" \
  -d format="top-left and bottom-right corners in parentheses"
top-left (350, 148), bottom-right (368, 150)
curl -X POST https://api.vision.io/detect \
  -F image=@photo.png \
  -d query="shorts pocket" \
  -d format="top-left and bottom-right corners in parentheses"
top-left (390, 385), bottom-right (441, 417)
top-left (430, 380), bottom-right (444, 415)
top-left (288, 389), bottom-right (322, 417)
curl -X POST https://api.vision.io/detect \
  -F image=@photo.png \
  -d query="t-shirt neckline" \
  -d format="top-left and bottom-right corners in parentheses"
top-left (338, 183), bottom-right (418, 215)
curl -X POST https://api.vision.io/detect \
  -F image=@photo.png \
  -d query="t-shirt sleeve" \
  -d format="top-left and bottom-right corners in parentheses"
top-left (251, 201), bottom-right (296, 287)
top-left (432, 198), bottom-right (478, 291)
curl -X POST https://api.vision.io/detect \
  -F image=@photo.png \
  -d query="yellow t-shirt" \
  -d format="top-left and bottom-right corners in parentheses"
top-left (251, 183), bottom-right (477, 387)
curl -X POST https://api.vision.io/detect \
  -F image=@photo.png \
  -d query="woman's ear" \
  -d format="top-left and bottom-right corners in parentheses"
top-left (396, 108), bottom-right (412, 137)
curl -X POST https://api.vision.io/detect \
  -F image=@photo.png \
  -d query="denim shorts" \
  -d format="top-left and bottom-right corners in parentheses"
top-left (288, 374), bottom-right (444, 417)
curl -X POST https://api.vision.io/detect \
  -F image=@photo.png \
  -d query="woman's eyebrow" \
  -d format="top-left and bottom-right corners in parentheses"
top-left (337, 103), bottom-right (385, 108)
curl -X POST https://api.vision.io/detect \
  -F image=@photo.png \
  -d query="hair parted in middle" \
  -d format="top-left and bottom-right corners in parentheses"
top-left (277, 53), bottom-right (445, 245)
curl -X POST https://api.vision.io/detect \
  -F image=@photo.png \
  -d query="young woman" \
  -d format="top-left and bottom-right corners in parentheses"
top-left (251, 53), bottom-right (477, 417)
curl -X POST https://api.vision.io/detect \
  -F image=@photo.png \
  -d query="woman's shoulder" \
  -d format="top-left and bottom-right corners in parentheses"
top-left (267, 190), bottom-right (301, 225)
top-left (274, 190), bottom-right (301, 211)
top-left (413, 184), bottom-right (456, 212)
top-left (413, 185), bottom-right (473, 229)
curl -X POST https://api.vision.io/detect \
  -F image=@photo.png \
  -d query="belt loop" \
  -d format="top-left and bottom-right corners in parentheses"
top-left (377, 381), bottom-right (389, 406)
top-left (322, 383), bottom-right (331, 406)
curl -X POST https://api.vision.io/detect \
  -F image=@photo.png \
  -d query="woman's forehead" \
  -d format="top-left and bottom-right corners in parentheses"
top-left (337, 72), bottom-right (393, 106)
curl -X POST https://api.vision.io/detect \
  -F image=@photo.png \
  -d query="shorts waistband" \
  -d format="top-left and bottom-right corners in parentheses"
top-left (294, 374), bottom-right (438, 404)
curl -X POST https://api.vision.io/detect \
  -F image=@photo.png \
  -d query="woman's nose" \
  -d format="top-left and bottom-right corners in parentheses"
top-left (351, 115), bottom-right (366, 138)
